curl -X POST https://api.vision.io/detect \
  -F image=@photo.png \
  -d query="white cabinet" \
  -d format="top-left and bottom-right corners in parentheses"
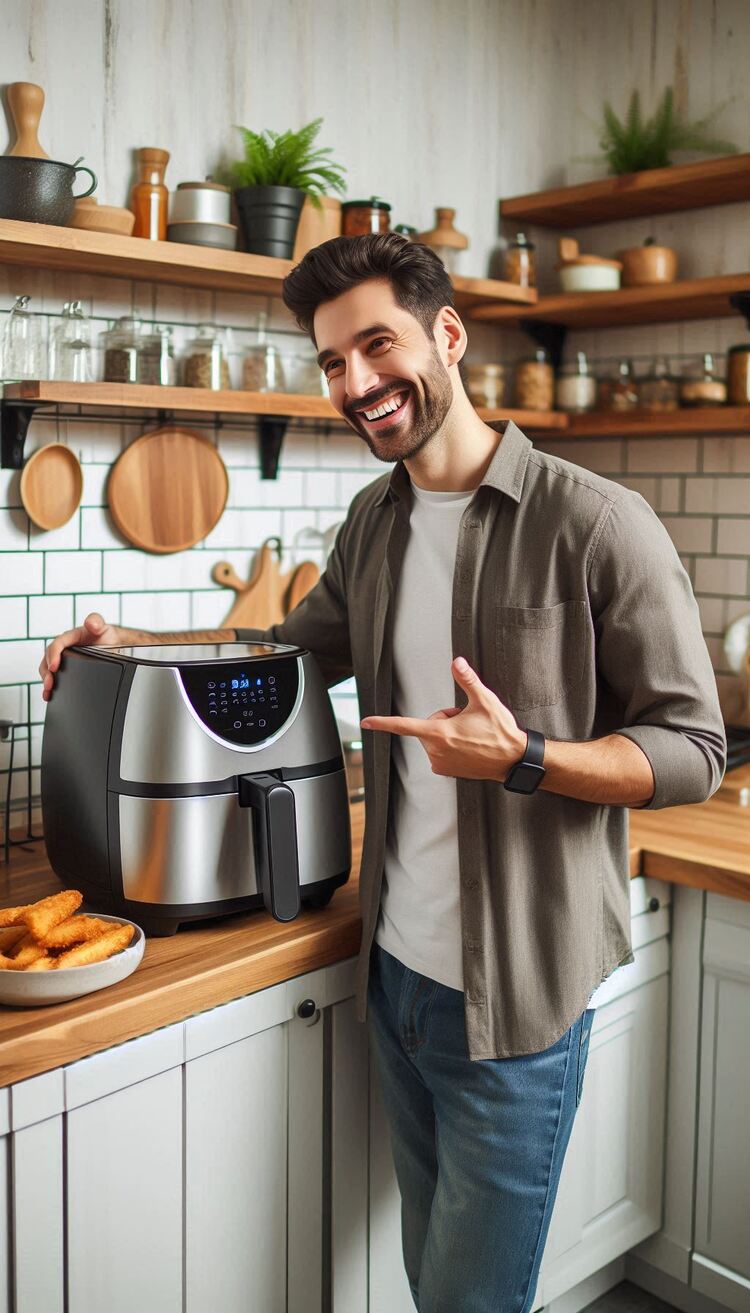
top-left (691, 895), bottom-right (750, 1313)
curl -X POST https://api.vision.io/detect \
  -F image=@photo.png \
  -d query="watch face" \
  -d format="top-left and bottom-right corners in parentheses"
top-left (506, 762), bottom-right (545, 794)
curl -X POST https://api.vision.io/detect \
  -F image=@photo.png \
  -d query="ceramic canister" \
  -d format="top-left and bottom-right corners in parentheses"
top-left (169, 182), bottom-right (231, 225)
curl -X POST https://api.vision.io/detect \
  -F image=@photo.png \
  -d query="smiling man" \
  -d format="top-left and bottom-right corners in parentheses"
top-left (41, 234), bottom-right (726, 1313)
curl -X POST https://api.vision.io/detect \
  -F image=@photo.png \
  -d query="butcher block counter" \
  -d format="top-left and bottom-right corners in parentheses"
top-left (0, 775), bottom-right (749, 1088)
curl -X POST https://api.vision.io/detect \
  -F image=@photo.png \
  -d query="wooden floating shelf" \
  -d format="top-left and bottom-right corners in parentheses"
top-left (0, 219), bottom-right (535, 310)
top-left (1, 381), bottom-right (566, 431)
top-left (500, 153), bottom-right (750, 228)
top-left (558, 406), bottom-right (750, 440)
top-left (470, 272), bottom-right (750, 328)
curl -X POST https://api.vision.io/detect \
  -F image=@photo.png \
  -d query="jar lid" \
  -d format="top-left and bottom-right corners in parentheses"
top-left (342, 197), bottom-right (392, 211)
top-left (510, 233), bottom-right (535, 250)
top-left (519, 348), bottom-right (551, 364)
top-left (176, 180), bottom-right (230, 193)
top-left (727, 343), bottom-right (750, 354)
top-left (394, 224), bottom-right (417, 235)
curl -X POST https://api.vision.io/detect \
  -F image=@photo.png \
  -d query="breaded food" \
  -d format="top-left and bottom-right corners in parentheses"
top-left (40, 916), bottom-right (113, 949)
top-left (54, 923), bottom-right (134, 969)
top-left (25, 955), bottom-right (55, 972)
top-left (0, 926), bottom-right (28, 952)
top-left (0, 903), bottom-right (31, 927)
top-left (3, 934), bottom-right (48, 969)
top-left (23, 890), bottom-right (83, 942)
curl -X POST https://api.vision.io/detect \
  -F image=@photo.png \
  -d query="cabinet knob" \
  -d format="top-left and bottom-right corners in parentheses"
top-left (648, 896), bottom-right (660, 912)
top-left (297, 998), bottom-right (317, 1020)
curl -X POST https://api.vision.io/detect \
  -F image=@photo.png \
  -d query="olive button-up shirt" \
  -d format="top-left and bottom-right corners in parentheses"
top-left (239, 421), bottom-right (726, 1059)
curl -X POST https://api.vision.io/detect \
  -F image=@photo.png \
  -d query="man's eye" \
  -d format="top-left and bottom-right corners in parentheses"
top-left (369, 338), bottom-right (391, 352)
top-left (325, 360), bottom-right (344, 377)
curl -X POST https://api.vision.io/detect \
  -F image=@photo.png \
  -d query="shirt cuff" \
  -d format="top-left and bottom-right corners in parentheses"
top-left (615, 724), bottom-right (724, 810)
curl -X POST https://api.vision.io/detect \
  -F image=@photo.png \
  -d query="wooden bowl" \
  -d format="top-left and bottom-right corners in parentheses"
top-left (20, 443), bottom-right (83, 530)
top-left (617, 244), bottom-right (678, 287)
top-left (71, 196), bottom-right (136, 236)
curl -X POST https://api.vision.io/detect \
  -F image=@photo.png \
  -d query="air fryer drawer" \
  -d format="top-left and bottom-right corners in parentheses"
top-left (116, 769), bottom-right (351, 906)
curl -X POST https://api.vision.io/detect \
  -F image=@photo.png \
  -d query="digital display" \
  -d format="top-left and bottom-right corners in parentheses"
top-left (179, 658), bottom-right (299, 747)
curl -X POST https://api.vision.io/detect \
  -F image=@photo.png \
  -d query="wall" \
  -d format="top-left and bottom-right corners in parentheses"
top-left (1, 0), bottom-right (750, 817)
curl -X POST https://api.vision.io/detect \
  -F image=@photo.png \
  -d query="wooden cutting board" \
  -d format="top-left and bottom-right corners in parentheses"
top-left (108, 426), bottom-right (228, 554)
top-left (213, 539), bottom-right (320, 629)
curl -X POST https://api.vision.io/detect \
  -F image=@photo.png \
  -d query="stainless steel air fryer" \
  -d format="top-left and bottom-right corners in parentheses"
top-left (41, 642), bottom-right (351, 933)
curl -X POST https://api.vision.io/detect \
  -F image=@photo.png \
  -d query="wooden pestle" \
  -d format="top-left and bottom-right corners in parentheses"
top-left (7, 82), bottom-right (49, 158)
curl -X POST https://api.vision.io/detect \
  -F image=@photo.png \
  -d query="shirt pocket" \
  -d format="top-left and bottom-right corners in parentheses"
top-left (496, 598), bottom-right (587, 711)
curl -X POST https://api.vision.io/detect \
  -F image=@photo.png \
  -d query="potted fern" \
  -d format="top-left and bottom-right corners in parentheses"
top-left (223, 117), bottom-right (346, 259)
top-left (592, 87), bottom-right (738, 174)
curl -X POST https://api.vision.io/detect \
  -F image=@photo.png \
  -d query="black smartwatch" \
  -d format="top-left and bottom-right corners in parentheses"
top-left (503, 728), bottom-right (546, 794)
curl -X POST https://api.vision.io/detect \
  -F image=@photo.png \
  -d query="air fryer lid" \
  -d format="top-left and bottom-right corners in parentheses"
top-left (80, 640), bottom-right (302, 663)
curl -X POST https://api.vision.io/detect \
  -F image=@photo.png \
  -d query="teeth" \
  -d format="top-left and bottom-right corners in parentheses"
top-left (363, 393), bottom-right (404, 421)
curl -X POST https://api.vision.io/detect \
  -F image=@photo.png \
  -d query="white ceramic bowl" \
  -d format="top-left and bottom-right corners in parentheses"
top-left (0, 914), bottom-right (145, 1008)
top-left (559, 264), bottom-right (621, 293)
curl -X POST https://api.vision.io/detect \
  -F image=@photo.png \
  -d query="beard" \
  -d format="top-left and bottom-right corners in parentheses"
top-left (342, 343), bottom-right (453, 464)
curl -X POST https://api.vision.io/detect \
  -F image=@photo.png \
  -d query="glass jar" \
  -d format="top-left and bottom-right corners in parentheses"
top-left (130, 147), bottom-right (170, 241)
top-left (726, 345), bottom-right (750, 404)
top-left (393, 224), bottom-right (417, 239)
top-left (554, 351), bottom-right (596, 413)
top-left (466, 363), bottom-right (506, 409)
top-left (503, 233), bottom-right (536, 288)
top-left (284, 354), bottom-right (324, 395)
top-left (341, 197), bottom-right (391, 237)
top-left (49, 300), bottom-right (92, 383)
top-left (102, 317), bottom-right (141, 383)
top-left (416, 207), bottom-right (468, 275)
top-left (1, 295), bottom-right (44, 379)
top-left (639, 356), bottom-right (679, 412)
top-left (600, 359), bottom-right (639, 411)
top-left (183, 325), bottom-right (230, 390)
top-left (514, 349), bottom-right (554, 411)
top-left (137, 324), bottom-right (175, 386)
top-left (242, 343), bottom-right (285, 392)
top-left (680, 353), bottom-right (727, 407)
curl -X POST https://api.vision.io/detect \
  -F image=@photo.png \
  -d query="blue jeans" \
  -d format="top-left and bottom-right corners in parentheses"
top-left (367, 943), bottom-right (595, 1313)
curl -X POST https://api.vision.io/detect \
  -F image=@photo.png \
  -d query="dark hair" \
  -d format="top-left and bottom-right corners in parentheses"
top-left (282, 232), bottom-right (455, 343)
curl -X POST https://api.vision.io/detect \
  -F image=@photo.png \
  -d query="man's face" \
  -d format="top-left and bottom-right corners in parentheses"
top-left (314, 278), bottom-right (454, 463)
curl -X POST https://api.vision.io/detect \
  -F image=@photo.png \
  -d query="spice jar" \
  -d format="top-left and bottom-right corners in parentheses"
top-left (503, 233), bottom-right (536, 288)
top-left (466, 363), bottom-right (506, 410)
top-left (49, 301), bottom-right (92, 383)
top-left (341, 197), bottom-right (391, 237)
top-left (1, 295), bottom-right (44, 379)
top-left (242, 343), bottom-right (285, 392)
top-left (600, 359), bottom-right (639, 411)
top-left (102, 317), bottom-right (141, 383)
top-left (130, 148), bottom-right (170, 241)
top-left (514, 348), bottom-right (554, 411)
top-left (416, 207), bottom-right (468, 275)
top-left (137, 324), bottom-right (175, 386)
top-left (184, 325), bottom-right (230, 390)
top-left (726, 344), bottom-right (750, 405)
top-left (680, 352), bottom-right (727, 407)
top-left (554, 352), bottom-right (596, 413)
top-left (639, 357), bottom-right (679, 412)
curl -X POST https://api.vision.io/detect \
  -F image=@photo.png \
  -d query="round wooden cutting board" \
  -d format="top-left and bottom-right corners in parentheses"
top-left (108, 426), bottom-right (228, 554)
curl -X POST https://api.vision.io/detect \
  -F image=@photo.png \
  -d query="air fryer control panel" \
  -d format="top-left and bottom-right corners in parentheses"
top-left (179, 656), bottom-right (300, 746)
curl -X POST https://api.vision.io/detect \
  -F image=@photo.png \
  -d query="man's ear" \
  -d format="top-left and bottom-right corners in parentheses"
top-left (434, 305), bottom-right (467, 369)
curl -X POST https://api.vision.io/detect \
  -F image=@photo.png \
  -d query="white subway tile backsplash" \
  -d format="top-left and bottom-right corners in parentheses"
top-left (0, 553), bottom-right (43, 596)
top-left (0, 640), bottom-right (44, 685)
top-left (685, 477), bottom-right (750, 515)
top-left (120, 592), bottom-right (192, 632)
top-left (0, 471), bottom-right (22, 509)
top-left (613, 475), bottom-right (658, 508)
top-left (534, 439), bottom-right (625, 473)
top-left (337, 470), bottom-right (381, 503)
top-left (703, 436), bottom-right (750, 474)
top-left (73, 595), bottom-right (121, 626)
top-left (28, 517), bottom-right (80, 552)
top-left (659, 478), bottom-right (681, 513)
top-left (0, 685), bottom-right (27, 722)
top-left (204, 508), bottom-right (281, 549)
top-left (304, 470), bottom-right (340, 506)
top-left (190, 589), bottom-right (231, 630)
top-left (694, 557), bottom-right (749, 596)
top-left (0, 508), bottom-right (29, 550)
top-left (696, 595), bottom-right (725, 633)
top-left (324, 432), bottom-right (368, 468)
top-left (725, 597), bottom-right (750, 626)
top-left (0, 598), bottom-right (27, 640)
top-left (659, 516), bottom-right (713, 554)
top-left (66, 419), bottom-right (124, 464)
top-left (28, 595), bottom-right (74, 639)
top-left (627, 438), bottom-right (699, 474)
top-left (228, 468), bottom-right (304, 509)
top-left (45, 552), bottom-right (102, 594)
top-left (716, 517), bottom-right (750, 556)
top-left (80, 465), bottom-right (110, 507)
top-left (80, 507), bottom-right (128, 550)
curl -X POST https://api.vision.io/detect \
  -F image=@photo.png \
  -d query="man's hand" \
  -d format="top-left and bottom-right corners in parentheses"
top-left (360, 656), bottom-right (526, 782)
top-left (39, 612), bottom-right (129, 702)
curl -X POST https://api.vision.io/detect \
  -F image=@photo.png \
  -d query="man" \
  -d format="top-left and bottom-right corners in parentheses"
top-left (41, 233), bottom-right (726, 1313)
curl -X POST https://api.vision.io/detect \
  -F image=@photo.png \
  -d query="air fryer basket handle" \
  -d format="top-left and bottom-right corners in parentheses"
top-left (238, 773), bottom-right (301, 922)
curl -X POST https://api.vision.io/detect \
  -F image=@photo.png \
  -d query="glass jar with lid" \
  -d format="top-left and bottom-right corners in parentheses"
top-left (639, 356), bottom-right (679, 412)
top-left (137, 324), bottom-right (175, 386)
top-left (49, 301), bottom-right (92, 382)
top-left (680, 352), bottom-right (727, 407)
top-left (503, 233), bottom-right (536, 289)
top-left (554, 351), bottom-right (596, 413)
top-left (466, 363), bottom-right (506, 410)
top-left (242, 342), bottom-right (285, 392)
top-left (514, 348), bottom-right (554, 411)
top-left (103, 317), bottom-right (142, 383)
top-left (599, 359), bottom-right (639, 411)
top-left (341, 197), bottom-right (391, 237)
top-left (183, 324), bottom-right (231, 390)
top-left (726, 344), bottom-right (750, 404)
top-left (1, 295), bottom-right (44, 379)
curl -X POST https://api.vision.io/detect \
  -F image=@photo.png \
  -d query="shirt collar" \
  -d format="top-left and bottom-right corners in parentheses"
top-left (372, 421), bottom-right (532, 507)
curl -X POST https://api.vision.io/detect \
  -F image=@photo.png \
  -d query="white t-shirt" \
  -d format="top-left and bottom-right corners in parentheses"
top-left (374, 476), bottom-right (611, 1007)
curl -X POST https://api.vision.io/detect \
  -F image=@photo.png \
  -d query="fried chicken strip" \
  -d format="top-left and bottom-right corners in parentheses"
top-left (40, 916), bottom-right (113, 949)
top-left (23, 890), bottom-right (83, 942)
top-left (54, 923), bottom-right (134, 969)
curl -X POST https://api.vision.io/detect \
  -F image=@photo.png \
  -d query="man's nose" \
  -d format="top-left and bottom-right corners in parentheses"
top-left (345, 354), bottom-right (381, 400)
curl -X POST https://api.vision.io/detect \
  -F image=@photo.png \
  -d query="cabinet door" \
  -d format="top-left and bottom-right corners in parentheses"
top-left (537, 961), bottom-right (669, 1306)
top-left (692, 906), bottom-right (750, 1313)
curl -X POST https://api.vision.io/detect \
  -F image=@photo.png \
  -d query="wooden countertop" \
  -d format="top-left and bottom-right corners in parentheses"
top-left (0, 776), bottom-right (748, 1089)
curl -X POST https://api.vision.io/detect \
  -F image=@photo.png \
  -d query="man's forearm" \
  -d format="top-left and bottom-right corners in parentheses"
top-left (127, 627), bottom-right (238, 644)
top-left (538, 732), bottom-right (655, 807)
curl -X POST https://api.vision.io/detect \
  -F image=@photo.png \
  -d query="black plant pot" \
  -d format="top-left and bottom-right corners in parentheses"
top-left (234, 185), bottom-right (305, 259)
top-left (0, 156), bottom-right (97, 225)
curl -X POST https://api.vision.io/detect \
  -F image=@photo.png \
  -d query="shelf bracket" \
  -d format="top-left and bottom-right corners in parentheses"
top-left (729, 292), bottom-right (750, 329)
top-left (1, 401), bottom-right (41, 469)
top-left (258, 417), bottom-right (288, 480)
top-left (520, 321), bottom-right (567, 371)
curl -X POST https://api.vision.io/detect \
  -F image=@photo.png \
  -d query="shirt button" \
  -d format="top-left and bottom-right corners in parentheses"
top-left (465, 877), bottom-right (479, 891)
top-left (465, 938), bottom-right (481, 954)
top-left (466, 989), bottom-right (485, 1005)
